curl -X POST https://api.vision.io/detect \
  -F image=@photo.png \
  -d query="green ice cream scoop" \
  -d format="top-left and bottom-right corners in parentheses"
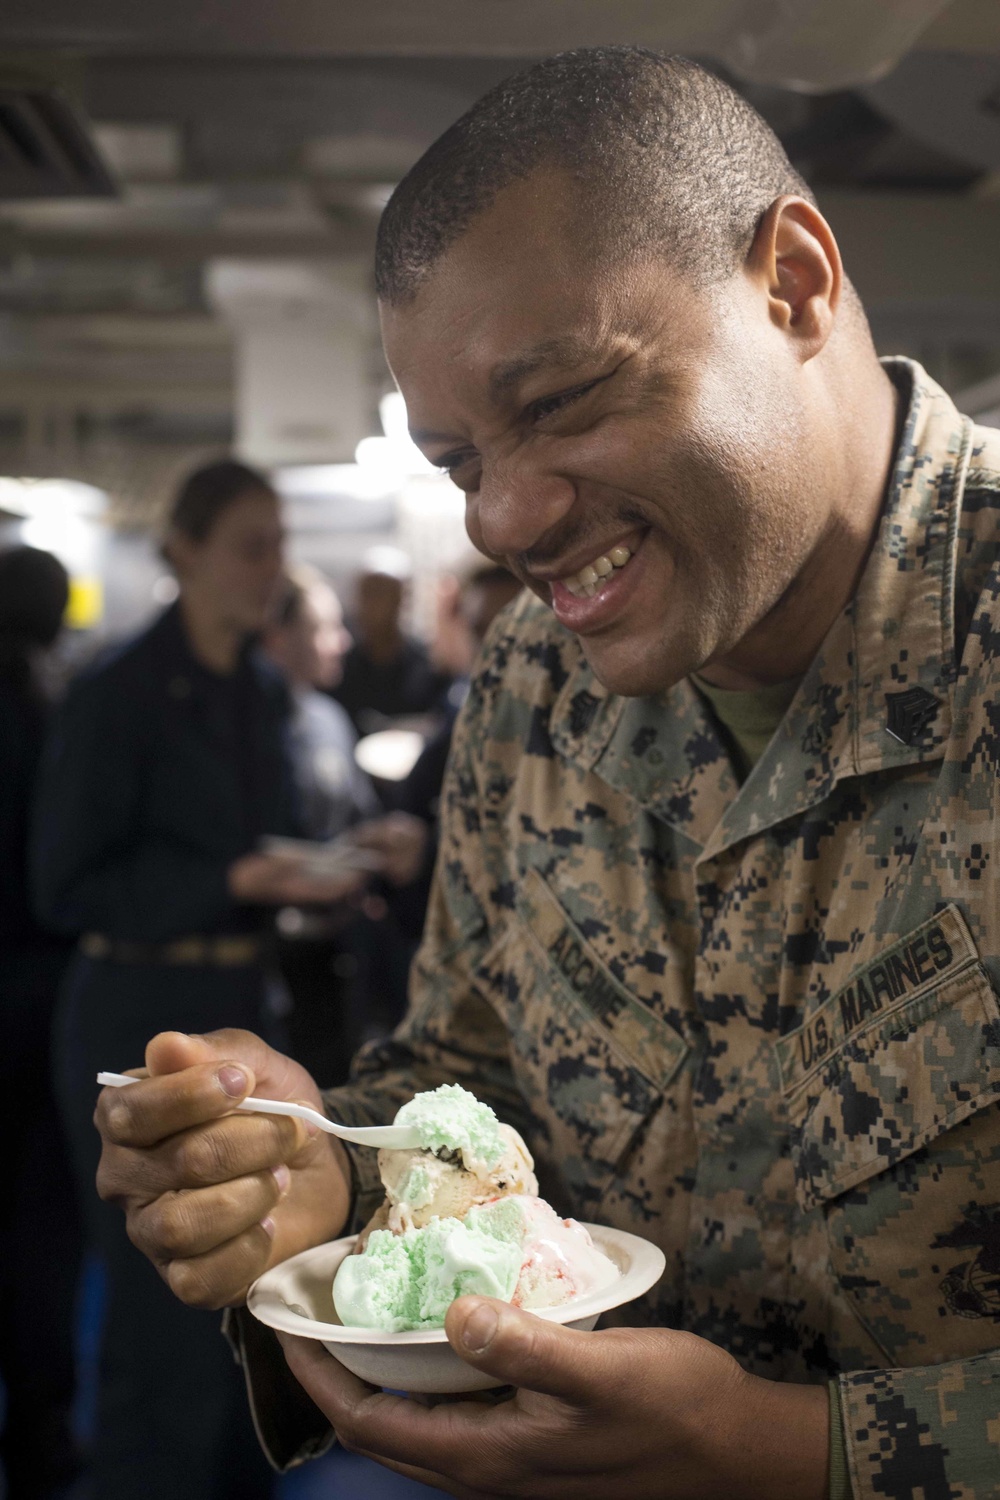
top-left (392, 1082), bottom-right (506, 1172)
top-left (333, 1209), bottom-right (522, 1331)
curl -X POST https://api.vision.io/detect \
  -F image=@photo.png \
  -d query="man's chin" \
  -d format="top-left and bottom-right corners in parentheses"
top-left (579, 636), bottom-right (686, 700)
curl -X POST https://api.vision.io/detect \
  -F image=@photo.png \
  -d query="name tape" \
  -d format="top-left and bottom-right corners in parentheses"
top-left (516, 868), bottom-right (687, 1090)
top-left (776, 903), bottom-right (979, 1096)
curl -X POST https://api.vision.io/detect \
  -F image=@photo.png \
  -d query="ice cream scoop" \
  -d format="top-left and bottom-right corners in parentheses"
top-left (379, 1122), bottom-right (538, 1232)
top-left (333, 1212), bottom-right (523, 1331)
top-left (391, 1082), bottom-right (508, 1172)
top-left (506, 1195), bottom-right (620, 1309)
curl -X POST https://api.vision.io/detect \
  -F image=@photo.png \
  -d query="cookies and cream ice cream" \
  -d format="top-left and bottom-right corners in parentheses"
top-left (379, 1122), bottom-right (538, 1231)
top-left (332, 1084), bottom-right (618, 1331)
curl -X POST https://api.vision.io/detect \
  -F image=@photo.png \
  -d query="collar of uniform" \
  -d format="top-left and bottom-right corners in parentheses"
top-left (549, 646), bottom-right (738, 849)
top-left (549, 359), bottom-right (970, 857)
top-left (699, 357), bottom-right (971, 860)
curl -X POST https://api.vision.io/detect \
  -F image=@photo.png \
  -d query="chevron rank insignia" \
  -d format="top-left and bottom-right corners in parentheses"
top-left (885, 686), bottom-right (940, 746)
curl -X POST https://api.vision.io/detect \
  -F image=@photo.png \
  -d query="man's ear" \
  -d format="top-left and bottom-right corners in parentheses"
top-left (747, 195), bottom-right (843, 361)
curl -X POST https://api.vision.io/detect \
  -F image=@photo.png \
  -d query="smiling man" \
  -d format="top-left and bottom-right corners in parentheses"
top-left (95, 49), bottom-right (1000, 1500)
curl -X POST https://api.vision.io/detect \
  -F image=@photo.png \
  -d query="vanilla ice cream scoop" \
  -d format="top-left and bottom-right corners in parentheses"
top-left (379, 1122), bottom-right (538, 1232)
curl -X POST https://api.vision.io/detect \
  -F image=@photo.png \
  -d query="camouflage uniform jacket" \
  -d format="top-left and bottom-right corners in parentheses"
top-left (319, 361), bottom-right (1000, 1498)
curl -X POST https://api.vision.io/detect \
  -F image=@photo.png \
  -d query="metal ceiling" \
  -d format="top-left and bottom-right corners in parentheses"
top-left (0, 0), bottom-right (997, 499)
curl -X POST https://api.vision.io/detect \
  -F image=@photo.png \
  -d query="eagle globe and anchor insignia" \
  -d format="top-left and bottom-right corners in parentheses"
top-left (936, 1205), bottom-right (1000, 1321)
top-left (885, 686), bottom-right (940, 745)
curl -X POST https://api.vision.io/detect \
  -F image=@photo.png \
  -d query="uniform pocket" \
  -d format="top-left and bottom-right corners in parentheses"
top-left (473, 868), bottom-right (688, 1211)
top-left (778, 904), bottom-right (1000, 1364)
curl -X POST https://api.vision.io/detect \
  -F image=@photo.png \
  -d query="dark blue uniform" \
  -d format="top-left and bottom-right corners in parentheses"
top-left (0, 665), bottom-right (81, 1497)
top-left (33, 603), bottom-right (299, 1500)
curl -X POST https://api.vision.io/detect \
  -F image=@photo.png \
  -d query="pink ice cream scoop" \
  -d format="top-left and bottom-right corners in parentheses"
top-left (507, 1196), bottom-right (620, 1308)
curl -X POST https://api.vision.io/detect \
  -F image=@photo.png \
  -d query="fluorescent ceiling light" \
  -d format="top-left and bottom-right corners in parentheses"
top-left (0, 477), bottom-right (107, 519)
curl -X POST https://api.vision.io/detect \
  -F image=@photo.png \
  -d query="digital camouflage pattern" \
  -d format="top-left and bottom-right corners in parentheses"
top-left (324, 361), bottom-right (1000, 1499)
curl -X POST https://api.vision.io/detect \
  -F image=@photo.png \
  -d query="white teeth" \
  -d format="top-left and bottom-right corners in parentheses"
top-left (558, 545), bottom-right (632, 596)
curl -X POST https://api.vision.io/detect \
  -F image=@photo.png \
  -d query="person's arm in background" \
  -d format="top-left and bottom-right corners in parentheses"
top-left (32, 667), bottom-right (360, 943)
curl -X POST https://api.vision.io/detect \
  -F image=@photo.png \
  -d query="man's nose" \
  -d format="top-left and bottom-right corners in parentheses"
top-left (474, 453), bottom-right (576, 560)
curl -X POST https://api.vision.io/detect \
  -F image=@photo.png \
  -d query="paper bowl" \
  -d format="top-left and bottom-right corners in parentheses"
top-left (247, 1223), bottom-right (665, 1394)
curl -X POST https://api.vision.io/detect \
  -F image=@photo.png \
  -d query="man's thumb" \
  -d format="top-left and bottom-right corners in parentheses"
top-left (445, 1296), bottom-right (597, 1401)
top-left (145, 1028), bottom-right (260, 1091)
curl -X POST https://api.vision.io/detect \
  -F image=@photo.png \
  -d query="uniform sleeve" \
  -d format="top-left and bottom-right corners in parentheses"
top-left (31, 673), bottom-right (234, 942)
top-left (839, 1353), bottom-right (1000, 1499)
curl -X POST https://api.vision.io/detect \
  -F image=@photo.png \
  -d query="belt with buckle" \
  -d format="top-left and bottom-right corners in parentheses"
top-left (81, 933), bottom-right (265, 967)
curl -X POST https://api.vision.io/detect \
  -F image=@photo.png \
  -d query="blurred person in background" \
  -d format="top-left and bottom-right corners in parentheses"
top-left (0, 546), bottom-right (83, 1500)
top-left (261, 565), bottom-right (379, 1085)
top-left (332, 548), bottom-right (451, 736)
top-left (261, 564), bottom-right (378, 842)
top-left (402, 559), bottom-right (524, 835)
top-left (31, 460), bottom-right (361, 1500)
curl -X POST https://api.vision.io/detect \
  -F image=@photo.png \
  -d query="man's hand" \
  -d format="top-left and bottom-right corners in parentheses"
top-left (279, 1297), bottom-right (829, 1499)
top-left (228, 851), bottom-right (370, 906)
top-left (96, 1029), bottom-right (350, 1309)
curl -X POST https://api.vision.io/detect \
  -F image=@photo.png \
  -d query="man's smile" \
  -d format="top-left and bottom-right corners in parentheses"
top-left (544, 528), bottom-right (652, 634)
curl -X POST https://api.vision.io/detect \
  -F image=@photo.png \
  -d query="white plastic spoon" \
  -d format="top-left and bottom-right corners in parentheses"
top-left (96, 1071), bottom-right (422, 1149)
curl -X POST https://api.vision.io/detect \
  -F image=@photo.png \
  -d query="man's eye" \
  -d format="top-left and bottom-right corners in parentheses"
top-left (434, 450), bottom-right (476, 477)
top-left (527, 380), bottom-right (598, 423)
top-left (434, 451), bottom-right (481, 492)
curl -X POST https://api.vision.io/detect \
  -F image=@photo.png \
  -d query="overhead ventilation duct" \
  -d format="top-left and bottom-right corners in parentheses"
top-left (865, 52), bottom-right (1000, 174)
top-left (720, 0), bottom-right (950, 93)
top-left (0, 83), bottom-right (116, 201)
top-left (205, 258), bottom-right (376, 467)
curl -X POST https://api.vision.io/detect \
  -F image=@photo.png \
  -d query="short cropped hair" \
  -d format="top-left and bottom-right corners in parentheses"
top-left (376, 48), bottom-right (813, 304)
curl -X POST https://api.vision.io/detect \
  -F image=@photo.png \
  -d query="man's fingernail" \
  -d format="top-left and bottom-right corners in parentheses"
top-left (260, 1215), bottom-right (276, 1238)
top-left (272, 1164), bottom-right (291, 1196)
top-left (461, 1301), bottom-right (500, 1354)
top-left (218, 1065), bottom-right (247, 1098)
top-left (293, 1099), bottom-right (320, 1136)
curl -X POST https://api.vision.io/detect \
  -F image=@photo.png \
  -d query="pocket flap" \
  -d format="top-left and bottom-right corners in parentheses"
top-left (515, 867), bottom-right (688, 1091)
top-left (781, 910), bottom-right (1000, 1212)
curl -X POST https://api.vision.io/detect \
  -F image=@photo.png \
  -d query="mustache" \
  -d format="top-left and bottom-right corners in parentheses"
top-left (514, 505), bottom-right (649, 573)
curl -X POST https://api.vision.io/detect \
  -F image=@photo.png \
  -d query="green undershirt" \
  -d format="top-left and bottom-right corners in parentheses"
top-left (692, 669), bottom-right (853, 1496)
top-left (691, 672), bottom-right (802, 781)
